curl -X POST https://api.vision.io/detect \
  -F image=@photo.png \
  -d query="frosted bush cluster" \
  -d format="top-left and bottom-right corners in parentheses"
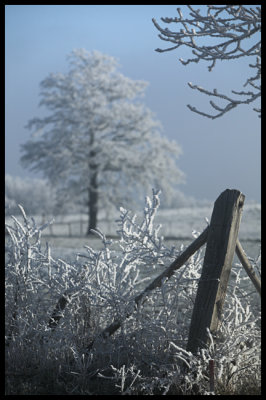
top-left (5, 191), bottom-right (260, 395)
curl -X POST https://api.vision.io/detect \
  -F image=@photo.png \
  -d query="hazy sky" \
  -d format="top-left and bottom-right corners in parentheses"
top-left (5, 5), bottom-right (261, 202)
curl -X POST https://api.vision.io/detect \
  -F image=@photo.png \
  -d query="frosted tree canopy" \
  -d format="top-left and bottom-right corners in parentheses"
top-left (21, 49), bottom-right (184, 232)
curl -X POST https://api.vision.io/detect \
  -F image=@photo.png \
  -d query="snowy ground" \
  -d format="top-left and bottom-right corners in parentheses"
top-left (6, 202), bottom-right (260, 237)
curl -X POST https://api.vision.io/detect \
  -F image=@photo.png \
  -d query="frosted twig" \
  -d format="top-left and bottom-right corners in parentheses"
top-left (153, 5), bottom-right (261, 118)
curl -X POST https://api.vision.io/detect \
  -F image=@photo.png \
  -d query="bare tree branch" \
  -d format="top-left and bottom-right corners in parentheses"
top-left (152, 5), bottom-right (261, 119)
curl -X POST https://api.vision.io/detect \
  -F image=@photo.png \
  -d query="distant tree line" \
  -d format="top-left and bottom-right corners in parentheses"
top-left (5, 175), bottom-right (60, 216)
top-left (5, 174), bottom-right (205, 218)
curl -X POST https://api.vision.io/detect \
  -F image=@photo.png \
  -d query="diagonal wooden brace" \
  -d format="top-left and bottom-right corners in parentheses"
top-left (86, 226), bottom-right (209, 351)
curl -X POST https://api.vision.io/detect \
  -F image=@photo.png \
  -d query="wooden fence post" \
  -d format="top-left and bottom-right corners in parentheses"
top-left (186, 189), bottom-right (245, 354)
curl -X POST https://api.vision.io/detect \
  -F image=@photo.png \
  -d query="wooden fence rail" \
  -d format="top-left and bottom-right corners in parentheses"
top-left (44, 220), bottom-right (88, 237)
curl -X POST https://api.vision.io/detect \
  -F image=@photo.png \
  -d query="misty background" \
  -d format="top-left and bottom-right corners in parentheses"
top-left (5, 5), bottom-right (261, 204)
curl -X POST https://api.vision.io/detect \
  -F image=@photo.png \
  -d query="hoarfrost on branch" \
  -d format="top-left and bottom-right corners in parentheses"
top-left (152, 5), bottom-right (261, 119)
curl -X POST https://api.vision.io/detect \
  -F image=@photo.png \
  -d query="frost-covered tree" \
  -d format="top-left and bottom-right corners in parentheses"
top-left (152, 5), bottom-right (261, 119)
top-left (21, 49), bottom-right (184, 234)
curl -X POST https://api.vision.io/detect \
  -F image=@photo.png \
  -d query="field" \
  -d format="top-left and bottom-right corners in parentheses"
top-left (5, 200), bottom-right (261, 395)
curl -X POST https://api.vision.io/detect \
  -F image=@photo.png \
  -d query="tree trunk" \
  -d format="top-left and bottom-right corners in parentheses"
top-left (87, 170), bottom-right (98, 235)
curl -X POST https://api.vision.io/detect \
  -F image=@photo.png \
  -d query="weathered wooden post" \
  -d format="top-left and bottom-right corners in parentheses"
top-left (186, 189), bottom-right (245, 354)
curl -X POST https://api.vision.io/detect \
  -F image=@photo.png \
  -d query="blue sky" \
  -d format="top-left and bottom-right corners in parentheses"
top-left (5, 5), bottom-right (261, 202)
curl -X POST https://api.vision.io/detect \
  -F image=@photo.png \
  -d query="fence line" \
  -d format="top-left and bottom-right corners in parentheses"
top-left (81, 189), bottom-right (261, 354)
top-left (15, 219), bottom-right (259, 243)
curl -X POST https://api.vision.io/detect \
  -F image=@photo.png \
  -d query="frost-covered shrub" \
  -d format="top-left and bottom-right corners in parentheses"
top-left (5, 191), bottom-right (261, 395)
